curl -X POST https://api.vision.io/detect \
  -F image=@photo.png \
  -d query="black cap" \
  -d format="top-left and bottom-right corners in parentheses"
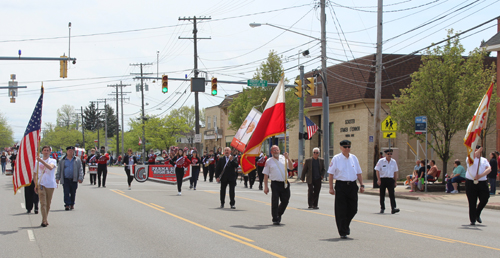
top-left (476, 145), bottom-right (481, 149)
top-left (384, 149), bottom-right (393, 153)
top-left (101, 146), bottom-right (105, 149)
top-left (339, 140), bottom-right (351, 146)
top-left (66, 146), bottom-right (75, 150)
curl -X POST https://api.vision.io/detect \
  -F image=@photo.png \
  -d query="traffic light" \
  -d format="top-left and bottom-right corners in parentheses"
top-left (294, 79), bottom-right (302, 98)
top-left (60, 55), bottom-right (68, 78)
top-left (211, 77), bottom-right (217, 96)
top-left (306, 77), bottom-right (315, 96)
top-left (162, 75), bottom-right (168, 93)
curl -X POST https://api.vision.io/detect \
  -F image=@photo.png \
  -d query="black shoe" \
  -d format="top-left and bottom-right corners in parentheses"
top-left (340, 235), bottom-right (348, 239)
top-left (308, 206), bottom-right (313, 209)
top-left (391, 208), bottom-right (400, 214)
top-left (477, 216), bottom-right (482, 223)
top-left (219, 205), bottom-right (224, 209)
top-left (380, 209), bottom-right (385, 214)
top-left (65, 206), bottom-right (70, 211)
top-left (231, 206), bottom-right (236, 209)
top-left (313, 207), bottom-right (319, 210)
top-left (273, 222), bottom-right (280, 225)
top-left (41, 223), bottom-right (47, 227)
top-left (189, 185), bottom-right (193, 189)
top-left (26, 210), bottom-right (31, 214)
top-left (259, 186), bottom-right (263, 190)
top-left (470, 222), bottom-right (476, 225)
top-left (34, 209), bottom-right (38, 214)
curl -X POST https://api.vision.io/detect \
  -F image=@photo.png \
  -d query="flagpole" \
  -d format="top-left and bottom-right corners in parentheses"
top-left (34, 84), bottom-right (44, 191)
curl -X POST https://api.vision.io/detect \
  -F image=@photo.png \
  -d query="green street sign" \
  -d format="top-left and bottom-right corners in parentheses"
top-left (247, 79), bottom-right (268, 87)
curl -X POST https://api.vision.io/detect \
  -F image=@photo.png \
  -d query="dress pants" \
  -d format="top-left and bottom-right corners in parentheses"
top-left (97, 164), bottom-right (107, 187)
top-left (90, 173), bottom-right (96, 185)
top-left (202, 166), bottom-right (208, 181)
top-left (63, 178), bottom-right (78, 206)
top-left (308, 178), bottom-right (322, 208)
top-left (208, 164), bottom-right (215, 182)
top-left (271, 181), bottom-right (290, 222)
top-left (125, 167), bottom-right (134, 186)
top-left (334, 181), bottom-right (358, 236)
top-left (24, 181), bottom-right (39, 212)
top-left (39, 186), bottom-right (54, 224)
top-left (220, 180), bottom-right (236, 206)
top-left (257, 166), bottom-right (264, 189)
top-left (465, 179), bottom-right (489, 223)
top-left (488, 177), bottom-right (496, 194)
top-left (248, 170), bottom-right (256, 188)
top-left (190, 167), bottom-right (200, 188)
top-left (379, 178), bottom-right (396, 210)
top-left (175, 168), bottom-right (184, 192)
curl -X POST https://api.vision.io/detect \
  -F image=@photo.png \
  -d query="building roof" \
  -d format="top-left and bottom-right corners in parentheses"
top-left (481, 31), bottom-right (500, 50)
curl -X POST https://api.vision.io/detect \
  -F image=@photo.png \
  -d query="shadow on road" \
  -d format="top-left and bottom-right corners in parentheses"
top-left (231, 224), bottom-right (274, 230)
top-left (320, 237), bottom-right (355, 242)
top-left (0, 230), bottom-right (18, 235)
top-left (458, 224), bottom-right (486, 230)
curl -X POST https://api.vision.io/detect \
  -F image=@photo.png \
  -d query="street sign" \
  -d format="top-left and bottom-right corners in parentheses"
top-left (415, 116), bottom-right (427, 134)
top-left (383, 132), bottom-right (396, 139)
top-left (194, 134), bottom-right (201, 143)
top-left (381, 115), bottom-right (397, 131)
top-left (247, 79), bottom-right (268, 87)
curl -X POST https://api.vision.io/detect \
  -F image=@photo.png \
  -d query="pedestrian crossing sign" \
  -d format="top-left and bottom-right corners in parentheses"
top-left (381, 115), bottom-right (397, 131)
top-left (383, 132), bottom-right (396, 139)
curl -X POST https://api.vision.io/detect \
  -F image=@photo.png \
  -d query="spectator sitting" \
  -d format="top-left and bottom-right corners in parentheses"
top-left (427, 160), bottom-right (439, 181)
top-left (410, 160), bottom-right (426, 192)
top-left (446, 159), bottom-right (466, 193)
top-left (406, 160), bottom-right (421, 189)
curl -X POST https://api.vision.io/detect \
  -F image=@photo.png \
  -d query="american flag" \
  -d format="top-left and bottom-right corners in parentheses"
top-left (305, 116), bottom-right (318, 140)
top-left (13, 88), bottom-right (43, 194)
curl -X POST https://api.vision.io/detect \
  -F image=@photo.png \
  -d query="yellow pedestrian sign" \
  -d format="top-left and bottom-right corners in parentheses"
top-left (381, 115), bottom-right (397, 131)
top-left (384, 132), bottom-right (396, 139)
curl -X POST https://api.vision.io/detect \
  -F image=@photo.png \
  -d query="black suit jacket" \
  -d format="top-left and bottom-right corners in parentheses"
top-left (215, 155), bottom-right (239, 182)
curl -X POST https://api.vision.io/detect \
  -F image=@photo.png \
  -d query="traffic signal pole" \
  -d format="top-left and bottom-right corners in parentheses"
top-left (298, 65), bottom-right (305, 179)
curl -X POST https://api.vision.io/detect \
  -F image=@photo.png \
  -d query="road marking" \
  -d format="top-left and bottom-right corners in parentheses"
top-left (229, 193), bottom-right (500, 251)
top-left (27, 230), bottom-right (35, 241)
top-left (220, 230), bottom-right (254, 242)
top-left (21, 203), bottom-right (25, 209)
top-left (111, 190), bottom-right (286, 258)
top-left (150, 203), bottom-right (164, 209)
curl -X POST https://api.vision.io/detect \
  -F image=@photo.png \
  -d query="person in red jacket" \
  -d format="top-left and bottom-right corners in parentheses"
top-left (256, 153), bottom-right (267, 190)
top-left (96, 146), bottom-right (109, 188)
top-left (170, 148), bottom-right (191, 195)
top-left (148, 149), bottom-right (156, 165)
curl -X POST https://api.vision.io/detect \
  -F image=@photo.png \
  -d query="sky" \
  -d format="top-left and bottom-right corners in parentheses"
top-left (1, 0), bottom-right (499, 141)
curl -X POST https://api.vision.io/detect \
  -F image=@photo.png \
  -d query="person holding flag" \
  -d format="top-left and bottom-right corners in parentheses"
top-left (35, 145), bottom-right (57, 227)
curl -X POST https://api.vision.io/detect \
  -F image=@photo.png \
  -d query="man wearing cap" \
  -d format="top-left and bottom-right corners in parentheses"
top-left (301, 147), bottom-right (325, 209)
top-left (263, 145), bottom-right (293, 225)
top-left (466, 145), bottom-right (491, 225)
top-left (375, 149), bottom-right (400, 214)
top-left (55, 146), bottom-right (83, 210)
top-left (328, 140), bottom-right (364, 239)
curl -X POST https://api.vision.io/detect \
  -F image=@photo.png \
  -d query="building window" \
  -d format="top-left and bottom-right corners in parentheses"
top-left (207, 117), bottom-right (211, 129)
top-left (213, 116), bottom-right (217, 128)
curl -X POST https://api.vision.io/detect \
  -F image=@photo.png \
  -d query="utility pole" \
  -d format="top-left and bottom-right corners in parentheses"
top-left (130, 63), bottom-right (152, 163)
top-left (108, 81), bottom-right (131, 157)
top-left (179, 16), bottom-right (211, 151)
top-left (298, 65), bottom-right (305, 178)
top-left (320, 0), bottom-right (329, 170)
top-left (373, 0), bottom-right (383, 188)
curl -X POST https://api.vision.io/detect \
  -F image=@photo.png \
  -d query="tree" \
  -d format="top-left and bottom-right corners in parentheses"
top-left (389, 31), bottom-right (496, 181)
top-left (228, 50), bottom-right (299, 130)
top-left (104, 104), bottom-right (118, 138)
top-left (83, 103), bottom-right (101, 131)
top-left (169, 105), bottom-right (205, 130)
top-left (56, 104), bottom-right (76, 129)
top-left (0, 112), bottom-right (14, 148)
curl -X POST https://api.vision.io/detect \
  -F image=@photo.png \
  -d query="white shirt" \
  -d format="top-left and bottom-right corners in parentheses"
top-left (36, 157), bottom-right (58, 188)
top-left (328, 153), bottom-right (362, 181)
top-left (466, 157), bottom-right (490, 181)
top-left (262, 155), bottom-right (288, 182)
top-left (374, 158), bottom-right (399, 178)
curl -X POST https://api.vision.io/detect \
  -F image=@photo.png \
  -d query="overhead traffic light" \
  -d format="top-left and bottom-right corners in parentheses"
top-left (294, 79), bottom-right (302, 98)
top-left (162, 75), bottom-right (168, 93)
top-left (60, 55), bottom-right (68, 78)
top-left (306, 77), bottom-right (315, 96)
top-left (211, 77), bottom-right (217, 96)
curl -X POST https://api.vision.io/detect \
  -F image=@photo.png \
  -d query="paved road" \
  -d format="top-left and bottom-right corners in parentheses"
top-left (2, 167), bottom-right (500, 257)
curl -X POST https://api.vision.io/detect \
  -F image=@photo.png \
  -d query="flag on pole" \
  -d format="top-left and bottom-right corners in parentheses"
top-left (13, 87), bottom-right (43, 194)
top-left (464, 81), bottom-right (494, 165)
top-left (305, 116), bottom-right (318, 139)
top-left (240, 77), bottom-right (286, 174)
top-left (138, 136), bottom-right (142, 145)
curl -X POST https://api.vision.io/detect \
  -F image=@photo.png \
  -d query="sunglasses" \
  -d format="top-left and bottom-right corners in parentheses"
top-left (342, 146), bottom-right (351, 149)
top-left (386, 153), bottom-right (393, 155)
top-left (313, 152), bottom-right (319, 154)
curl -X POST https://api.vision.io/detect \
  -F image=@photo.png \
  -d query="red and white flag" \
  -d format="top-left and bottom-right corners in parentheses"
top-left (464, 82), bottom-right (494, 165)
top-left (240, 76), bottom-right (286, 174)
top-left (138, 136), bottom-right (142, 145)
top-left (13, 87), bottom-right (43, 194)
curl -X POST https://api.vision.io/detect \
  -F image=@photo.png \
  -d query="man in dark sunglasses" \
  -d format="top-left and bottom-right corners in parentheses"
top-left (301, 147), bottom-right (325, 209)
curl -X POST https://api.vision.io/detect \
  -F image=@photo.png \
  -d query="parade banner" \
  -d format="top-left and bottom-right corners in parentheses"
top-left (133, 164), bottom-right (191, 184)
top-left (231, 108), bottom-right (262, 152)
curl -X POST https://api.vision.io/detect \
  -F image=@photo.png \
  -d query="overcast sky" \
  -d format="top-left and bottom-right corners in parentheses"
top-left (1, 0), bottom-right (499, 141)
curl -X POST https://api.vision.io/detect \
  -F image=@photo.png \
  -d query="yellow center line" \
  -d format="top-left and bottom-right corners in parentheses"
top-left (110, 190), bottom-right (286, 258)
top-left (224, 192), bottom-right (500, 251)
top-left (220, 230), bottom-right (254, 242)
top-left (150, 203), bottom-right (165, 209)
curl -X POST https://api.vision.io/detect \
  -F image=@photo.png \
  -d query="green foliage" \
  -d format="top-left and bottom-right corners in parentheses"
top-left (56, 104), bottom-right (77, 129)
top-left (0, 113), bottom-right (14, 148)
top-left (83, 102), bottom-right (100, 131)
top-left (228, 50), bottom-right (299, 130)
top-left (104, 104), bottom-right (118, 138)
top-left (389, 30), bottom-right (496, 177)
top-left (169, 105), bottom-right (205, 130)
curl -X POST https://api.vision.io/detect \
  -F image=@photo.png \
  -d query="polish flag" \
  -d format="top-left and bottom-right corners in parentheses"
top-left (138, 136), bottom-right (142, 146)
top-left (463, 81), bottom-right (494, 165)
top-left (240, 77), bottom-right (286, 174)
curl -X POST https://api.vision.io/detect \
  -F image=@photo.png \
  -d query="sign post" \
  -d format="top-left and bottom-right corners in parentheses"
top-left (381, 115), bottom-right (397, 149)
top-left (415, 116), bottom-right (428, 192)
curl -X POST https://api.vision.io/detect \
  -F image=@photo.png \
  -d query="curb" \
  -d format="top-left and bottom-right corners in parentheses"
top-left (362, 190), bottom-right (420, 201)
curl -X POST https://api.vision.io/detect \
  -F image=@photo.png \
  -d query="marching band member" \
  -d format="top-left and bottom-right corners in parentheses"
top-left (170, 148), bottom-right (191, 196)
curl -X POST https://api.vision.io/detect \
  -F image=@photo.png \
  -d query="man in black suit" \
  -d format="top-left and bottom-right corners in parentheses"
top-left (300, 147), bottom-right (325, 209)
top-left (215, 147), bottom-right (239, 209)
